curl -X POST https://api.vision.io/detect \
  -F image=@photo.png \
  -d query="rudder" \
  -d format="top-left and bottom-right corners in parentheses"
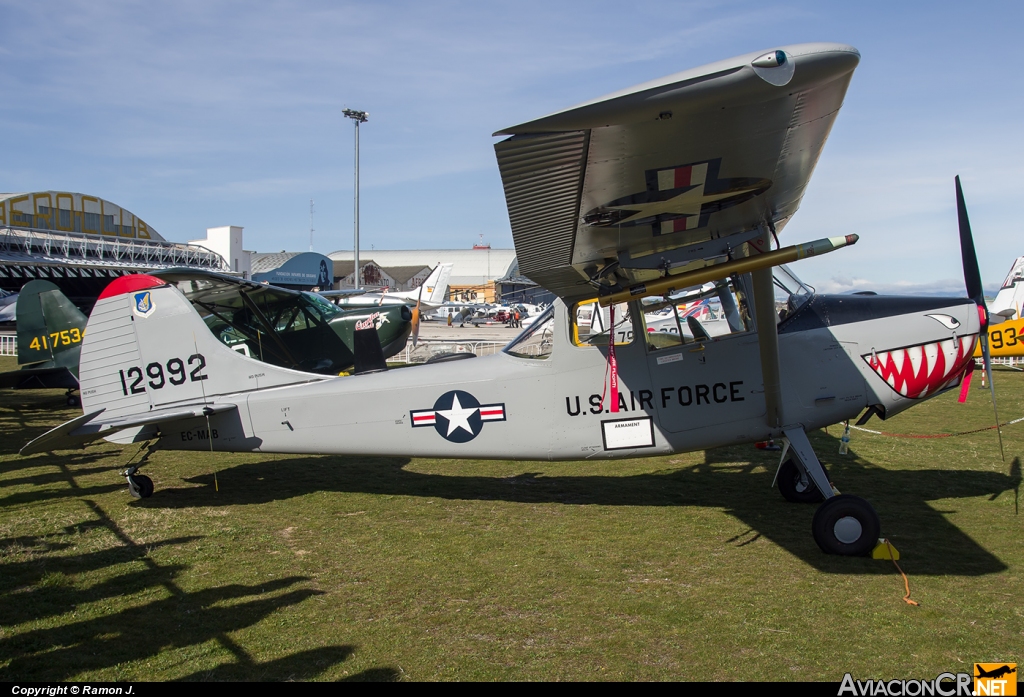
top-left (16, 280), bottom-right (87, 365)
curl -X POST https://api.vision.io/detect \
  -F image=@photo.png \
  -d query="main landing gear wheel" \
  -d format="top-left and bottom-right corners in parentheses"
top-left (66, 393), bottom-right (80, 407)
top-left (777, 458), bottom-right (825, 503)
top-left (127, 474), bottom-right (154, 499)
top-left (812, 494), bottom-right (880, 556)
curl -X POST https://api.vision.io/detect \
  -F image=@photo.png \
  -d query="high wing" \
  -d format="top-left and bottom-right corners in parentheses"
top-left (493, 42), bottom-right (859, 302)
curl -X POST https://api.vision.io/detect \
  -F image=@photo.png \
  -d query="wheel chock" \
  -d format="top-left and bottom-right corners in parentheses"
top-left (871, 538), bottom-right (900, 560)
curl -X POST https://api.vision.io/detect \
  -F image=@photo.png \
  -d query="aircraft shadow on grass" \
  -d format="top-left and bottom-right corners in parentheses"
top-left (143, 433), bottom-right (1020, 577)
top-left (0, 511), bottom-right (396, 682)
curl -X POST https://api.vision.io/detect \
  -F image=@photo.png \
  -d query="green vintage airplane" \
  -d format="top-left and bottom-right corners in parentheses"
top-left (150, 269), bottom-right (414, 375)
top-left (0, 280), bottom-right (86, 406)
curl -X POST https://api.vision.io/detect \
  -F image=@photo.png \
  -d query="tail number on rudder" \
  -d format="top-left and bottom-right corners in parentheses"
top-left (118, 354), bottom-right (208, 395)
top-left (29, 328), bottom-right (83, 351)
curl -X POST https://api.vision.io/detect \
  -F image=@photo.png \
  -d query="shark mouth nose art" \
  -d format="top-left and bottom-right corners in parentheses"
top-left (863, 334), bottom-right (978, 399)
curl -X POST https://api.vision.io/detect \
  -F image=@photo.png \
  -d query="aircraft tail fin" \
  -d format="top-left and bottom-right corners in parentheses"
top-left (420, 263), bottom-right (453, 305)
top-left (79, 275), bottom-right (325, 421)
top-left (16, 280), bottom-right (87, 365)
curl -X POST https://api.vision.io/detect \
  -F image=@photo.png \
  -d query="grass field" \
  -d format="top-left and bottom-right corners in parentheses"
top-left (0, 354), bottom-right (1021, 681)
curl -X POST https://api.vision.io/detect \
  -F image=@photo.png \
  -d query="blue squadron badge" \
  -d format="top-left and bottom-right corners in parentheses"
top-left (411, 390), bottom-right (506, 443)
top-left (132, 291), bottom-right (156, 318)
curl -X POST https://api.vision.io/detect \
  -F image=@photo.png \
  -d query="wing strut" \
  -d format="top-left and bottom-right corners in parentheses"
top-left (751, 267), bottom-right (784, 430)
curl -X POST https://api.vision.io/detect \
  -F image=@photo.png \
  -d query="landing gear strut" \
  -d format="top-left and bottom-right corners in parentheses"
top-left (776, 457), bottom-right (824, 503)
top-left (779, 427), bottom-right (881, 556)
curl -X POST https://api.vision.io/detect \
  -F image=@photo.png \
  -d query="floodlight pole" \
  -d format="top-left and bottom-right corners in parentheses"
top-left (343, 108), bottom-right (369, 289)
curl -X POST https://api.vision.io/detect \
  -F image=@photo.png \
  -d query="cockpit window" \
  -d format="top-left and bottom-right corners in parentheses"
top-left (303, 291), bottom-right (345, 319)
top-left (572, 300), bottom-right (634, 347)
top-left (642, 275), bottom-right (753, 351)
top-left (504, 306), bottom-right (554, 359)
top-left (774, 264), bottom-right (813, 322)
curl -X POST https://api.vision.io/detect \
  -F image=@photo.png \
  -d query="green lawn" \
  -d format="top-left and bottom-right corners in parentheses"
top-left (0, 355), bottom-right (1020, 681)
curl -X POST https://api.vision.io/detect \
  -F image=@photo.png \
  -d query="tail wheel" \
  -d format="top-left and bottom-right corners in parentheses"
top-left (777, 458), bottom-right (825, 503)
top-left (812, 494), bottom-right (880, 556)
top-left (127, 474), bottom-right (154, 499)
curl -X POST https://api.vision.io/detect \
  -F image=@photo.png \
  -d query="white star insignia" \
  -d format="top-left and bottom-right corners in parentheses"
top-left (435, 393), bottom-right (479, 437)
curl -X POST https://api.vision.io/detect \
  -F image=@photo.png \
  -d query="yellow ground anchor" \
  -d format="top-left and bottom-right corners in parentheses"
top-left (872, 539), bottom-right (919, 606)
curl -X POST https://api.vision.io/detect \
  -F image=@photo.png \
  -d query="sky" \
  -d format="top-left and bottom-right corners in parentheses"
top-left (0, 1), bottom-right (1021, 294)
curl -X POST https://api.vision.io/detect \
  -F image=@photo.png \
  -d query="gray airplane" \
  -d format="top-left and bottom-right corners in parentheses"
top-left (23, 43), bottom-right (995, 557)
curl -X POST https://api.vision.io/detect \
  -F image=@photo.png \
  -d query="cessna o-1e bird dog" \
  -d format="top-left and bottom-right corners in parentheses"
top-left (24, 43), bottom-right (996, 557)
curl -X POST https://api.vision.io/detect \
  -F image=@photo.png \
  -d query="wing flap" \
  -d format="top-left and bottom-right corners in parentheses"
top-left (494, 131), bottom-right (589, 298)
top-left (21, 403), bottom-right (238, 455)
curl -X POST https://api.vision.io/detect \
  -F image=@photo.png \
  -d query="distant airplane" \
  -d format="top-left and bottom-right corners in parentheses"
top-left (322, 263), bottom-right (453, 308)
top-left (0, 289), bottom-right (17, 323)
top-left (968, 255), bottom-right (1024, 359)
top-left (0, 280), bottom-right (84, 406)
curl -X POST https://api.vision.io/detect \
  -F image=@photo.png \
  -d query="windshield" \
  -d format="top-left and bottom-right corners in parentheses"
top-left (504, 306), bottom-right (554, 359)
top-left (303, 291), bottom-right (345, 319)
top-left (774, 264), bottom-right (813, 321)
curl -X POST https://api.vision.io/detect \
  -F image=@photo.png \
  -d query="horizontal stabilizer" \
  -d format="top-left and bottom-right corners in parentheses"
top-left (21, 403), bottom-right (238, 455)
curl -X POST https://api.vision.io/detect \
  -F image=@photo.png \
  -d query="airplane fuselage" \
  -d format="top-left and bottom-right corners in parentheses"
top-left (154, 292), bottom-right (978, 460)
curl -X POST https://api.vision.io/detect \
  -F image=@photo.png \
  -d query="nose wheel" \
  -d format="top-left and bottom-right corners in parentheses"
top-left (812, 494), bottom-right (880, 556)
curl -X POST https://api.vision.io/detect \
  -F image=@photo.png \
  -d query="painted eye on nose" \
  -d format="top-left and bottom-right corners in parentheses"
top-left (925, 314), bottom-right (961, 330)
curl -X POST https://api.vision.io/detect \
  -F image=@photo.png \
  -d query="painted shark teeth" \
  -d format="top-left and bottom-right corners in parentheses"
top-left (862, 334), bottom-right (978, 399)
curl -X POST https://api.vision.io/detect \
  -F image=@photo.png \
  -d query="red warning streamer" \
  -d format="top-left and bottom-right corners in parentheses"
top-left (609, 304), bottom-right (619, 413)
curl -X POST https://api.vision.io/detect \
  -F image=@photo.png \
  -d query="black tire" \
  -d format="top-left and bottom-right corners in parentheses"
top-left (66, 394), bottom-right (80, 407)
top-left (425, 352), bottom-right (476, 364)
top-left (777, 458), bottom-right (825, 503)
top-left (812, 494), bottom-right (880, 556)
top-left (127, 474), bottom-right (154, 499)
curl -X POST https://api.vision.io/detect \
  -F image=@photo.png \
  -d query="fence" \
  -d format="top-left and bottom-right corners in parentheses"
top-left (388, 340), bottom-right (510, 364)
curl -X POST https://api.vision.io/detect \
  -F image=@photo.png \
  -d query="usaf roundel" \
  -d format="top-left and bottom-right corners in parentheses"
top-left (410, 390), bottom-right (506, 443)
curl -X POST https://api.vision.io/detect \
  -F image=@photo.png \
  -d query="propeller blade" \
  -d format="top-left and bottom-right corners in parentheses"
top-left (956, 175), bottom-right (985, 308)
top-left (956, 175), bottom-right (1003, 460)
top-left (411, 281), bottom-right (424, 348)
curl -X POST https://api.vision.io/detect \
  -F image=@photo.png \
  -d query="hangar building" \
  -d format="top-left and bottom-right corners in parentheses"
top-left (329, 246), bottom-right (516, 302)
top-left (0, 191), bottom-right (229, 304)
